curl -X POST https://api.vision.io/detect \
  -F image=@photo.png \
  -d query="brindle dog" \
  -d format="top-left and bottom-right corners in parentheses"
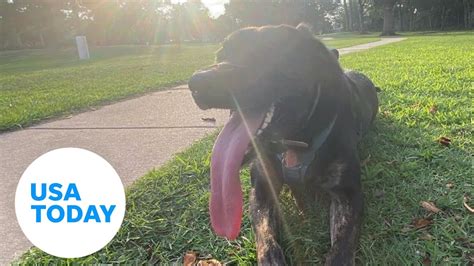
top-left (188, 24), bottom-right (378, 265)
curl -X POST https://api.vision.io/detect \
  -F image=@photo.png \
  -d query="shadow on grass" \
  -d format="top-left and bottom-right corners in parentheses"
top-left (17, 111), bottom-right (472, 264)
top-left (15, 34), bottom-right (473, 264)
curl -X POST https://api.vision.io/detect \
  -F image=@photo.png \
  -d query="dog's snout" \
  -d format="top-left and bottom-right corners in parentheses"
top-left (189, 70), bottom-right (212, 92)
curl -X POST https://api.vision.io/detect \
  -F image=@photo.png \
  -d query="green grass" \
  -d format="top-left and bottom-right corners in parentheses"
top-left (0, 35), bottom-right (377, 132)
top-left (0, 35), bottom-right (379, 132)
top-left (0, 44), bottom-right (218, 131)
top-left (15, 32), bottom-right (474, 264)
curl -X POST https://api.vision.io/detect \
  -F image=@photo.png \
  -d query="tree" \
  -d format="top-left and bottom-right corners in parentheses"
top-left (463, 0), bottom-right (472, 28)
top-left (1, 0), bottom-right (472, 50)
top-left (0, 0), bottom-right (23, 49)
top-left (222, 0), bottom-right (340, 34)
top-left (357, 0), bottom-right (367, 33)
top-left (381, 0), bottom-right (396, 35)
top-left (347, 0), bottom-right (354, 30)
top-left (342, 0), bottom-right (351, 31)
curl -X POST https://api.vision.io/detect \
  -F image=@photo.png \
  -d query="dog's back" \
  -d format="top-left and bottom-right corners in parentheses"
top-left (345, 70), bottom-right (379, 138)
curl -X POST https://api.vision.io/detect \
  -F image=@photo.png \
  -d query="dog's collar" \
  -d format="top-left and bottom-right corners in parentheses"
top-left (276, 113), bottom-right (338, 186)
top-left (247, 83), bottom-right (336, 185)
top-left (306, 84), bottom-right (321, 123)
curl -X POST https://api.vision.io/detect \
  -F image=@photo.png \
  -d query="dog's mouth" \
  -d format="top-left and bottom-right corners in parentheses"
top-left (209, 105), bottom-right (275, 239)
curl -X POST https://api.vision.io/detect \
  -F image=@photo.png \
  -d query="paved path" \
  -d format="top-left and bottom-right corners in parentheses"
top-left (0, 37), bottom-right (405, 265)
top-left (0, 86), bottom-right (229, 264)
top-left (338, 37), bottom-right (406, 55)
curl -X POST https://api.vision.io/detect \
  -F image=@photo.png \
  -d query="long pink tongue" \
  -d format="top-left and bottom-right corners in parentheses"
top-left (210, 111), bottom-right (265, 239)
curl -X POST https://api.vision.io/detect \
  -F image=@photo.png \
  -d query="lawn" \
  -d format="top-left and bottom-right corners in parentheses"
top-left (16, 32), bottom-right (473, 264)
top-left (0, 44), bottom-right (218, 131)
top-left (0, 36), bottom-right (379, 132)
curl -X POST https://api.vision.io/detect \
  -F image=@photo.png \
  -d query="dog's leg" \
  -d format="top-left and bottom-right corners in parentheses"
top-left (249, 157), bottom-right (285, 265)
top-left (323, 157), bottom-right (363, 266)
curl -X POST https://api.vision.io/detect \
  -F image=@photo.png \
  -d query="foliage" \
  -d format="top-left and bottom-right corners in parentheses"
top-left (0, 0), bottom-right (215, 49)
top-left (16, 32), bottom-right (474, 265)
top-left (223, 0), bottom-right (340, 34)
top-left (1, 0), bottom-right (472, 50)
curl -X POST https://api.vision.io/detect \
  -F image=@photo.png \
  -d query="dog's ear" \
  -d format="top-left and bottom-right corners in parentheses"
top-left (331, 49), bottom-right (339, 60)
top-left (296, 23), bottom-right (314, 38)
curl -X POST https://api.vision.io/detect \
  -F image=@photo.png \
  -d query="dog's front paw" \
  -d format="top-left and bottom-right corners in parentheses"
top-left (257, 241), bottom-right (285, 265)
top-left (324, 250), bottom-right (354, 266)
top-left (325, 257), bottom-right (353, 266)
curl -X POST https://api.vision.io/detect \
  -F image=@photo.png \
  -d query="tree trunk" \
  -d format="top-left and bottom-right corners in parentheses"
top-left (470, 0), bottom-right (473, 28)
top-left (440, 5), bottom-right (446, 30)
top-left (6, 29), bottom-right (22, 49)
top-left (399, 3), bottom-right (404, 31)
top-left (408, 4), bottom-right (414, 31)
top-left (348, 0), bottom-right (354, 31)
top-left (343, 0), bottom-right (350, 31)
top-left (358, 0), bottom-right (365, 33)
top-left (463, 0), bottom-right (470, 28)
top-left (381, 0), bottom-right (396, 35)
top-left (16, 32), bottom-right (23, 48)
top-left (39, 31), bottom-right (45, 48)
top-left (429, 12), bottom-right (433, 30)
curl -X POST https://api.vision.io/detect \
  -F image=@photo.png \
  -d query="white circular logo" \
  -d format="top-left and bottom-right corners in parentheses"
top-left (15, 148), bottom-right (126, 258)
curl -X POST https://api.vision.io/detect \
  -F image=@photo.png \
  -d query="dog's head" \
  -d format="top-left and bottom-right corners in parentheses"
top-left (188, 24), bottom-right (344, 239)
top-left (190, 24), bottom-right (342, 140)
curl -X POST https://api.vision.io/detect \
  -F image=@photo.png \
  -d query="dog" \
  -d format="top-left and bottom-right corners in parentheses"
top-left (188, 24), bottom-right (378, 265)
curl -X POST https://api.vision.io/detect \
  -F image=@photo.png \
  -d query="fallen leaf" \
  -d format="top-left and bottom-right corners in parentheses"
top-left (446, 182), bottom-right (454, 189)
top-left (438, 136), bottom-right (451, 147)
top-left (361, 154), bottom-right (371, 166)
top-left (401, 226), bottom-right (411, 233)
top-left (412, 218), bottom-right (432, 229)
top-left (463, 195), bottom-right (474, 213)
top-left (420, 201), bottom-right (441, 213)
top-left (454, 214), bottom-right (462, 221)
top-left (184, 251), bottom-right (197, 266)
top-left (429, 105), bottom-right (437, 114)
top-left (374, 189), bottom-right (385, 199)
top-left (419, 233), bottom-right (434, 241)
top-left (201, 117), bottom-right (216, 123)
top-left (197, 259), bottom-right (222, 266)
top-left (455, 237), bottom-right (474, 249)
top-left (422, 255), bottom-right (432, 265)
top-left (146, 244), bottom-right (153, 258)
top-left (467, 253), bottom-right (474, 263)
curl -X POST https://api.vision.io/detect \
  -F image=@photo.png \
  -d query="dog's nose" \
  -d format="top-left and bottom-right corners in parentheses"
top-left (188, 70), bottom-right (211, 93)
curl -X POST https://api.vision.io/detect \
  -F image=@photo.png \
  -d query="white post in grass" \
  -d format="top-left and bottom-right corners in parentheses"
top-left (75, 36), bottom-right (90, 60)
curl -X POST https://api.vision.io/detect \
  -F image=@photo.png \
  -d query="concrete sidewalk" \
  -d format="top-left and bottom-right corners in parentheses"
top-left (0, 87), bottom-right (229, 264)
top-left (339, 37), bottom-right (406, 55)
top-left (0, 37), bottom-right (405, 264)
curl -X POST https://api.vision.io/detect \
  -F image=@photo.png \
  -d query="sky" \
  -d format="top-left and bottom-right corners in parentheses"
top-left (172, 0), bottom-right (229, 18)
top-left (202, 0), bottom-right (229, 17)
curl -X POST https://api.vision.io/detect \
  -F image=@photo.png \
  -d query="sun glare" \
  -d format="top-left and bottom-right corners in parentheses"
top-left (172, 0), bottom-right (228, 18)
